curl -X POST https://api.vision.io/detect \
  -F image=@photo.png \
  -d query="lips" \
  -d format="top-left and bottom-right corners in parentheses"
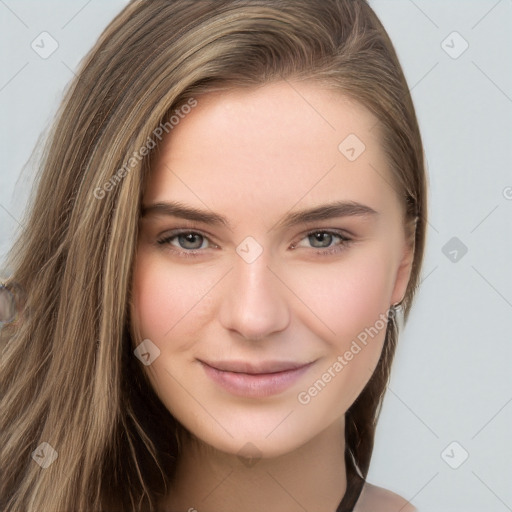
top-left (199, 359), bottom-right (316, 398)
top-left (201, 360), bottom-right (312, 374)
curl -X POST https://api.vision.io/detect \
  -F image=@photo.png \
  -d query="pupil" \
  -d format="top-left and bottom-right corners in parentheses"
top-left (309, 232), bottom-right (332, 248)
top-left (179, 233), bottom-right (203, 249)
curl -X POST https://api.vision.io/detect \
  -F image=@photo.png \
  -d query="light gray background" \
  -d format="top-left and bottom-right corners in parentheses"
top-left (1, 1), bottom-right (511, 511)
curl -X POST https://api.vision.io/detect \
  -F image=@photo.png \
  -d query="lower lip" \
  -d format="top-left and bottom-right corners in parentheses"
top-left (200, 362), bottom-right (315, 398)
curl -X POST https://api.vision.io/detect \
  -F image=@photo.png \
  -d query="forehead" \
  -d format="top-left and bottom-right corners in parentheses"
top-left (144, 81), bottom-right (401, 224)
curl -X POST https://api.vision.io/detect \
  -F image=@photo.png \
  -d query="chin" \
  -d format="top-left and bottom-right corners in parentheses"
top-left (174, 401), bottom-right (343, 462)
top-left (187, 419), bottom-right (308, 458)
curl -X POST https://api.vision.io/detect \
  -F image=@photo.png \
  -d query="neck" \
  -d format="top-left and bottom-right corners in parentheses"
top-left (161, 417), bottom-right (347, 512)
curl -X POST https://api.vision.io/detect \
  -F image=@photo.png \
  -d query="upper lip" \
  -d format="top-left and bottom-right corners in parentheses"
top-left (199, 359), bottom-right (314, 374)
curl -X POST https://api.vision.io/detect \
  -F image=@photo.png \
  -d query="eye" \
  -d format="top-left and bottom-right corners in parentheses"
top-left (291, 230), bottom-right (352, 255)
top-left (157, 230), bottom-right (214, 255)
top-left (155, 229), bottom-right (352, 258)
top-left (307, 231), bottom-right (337, 248)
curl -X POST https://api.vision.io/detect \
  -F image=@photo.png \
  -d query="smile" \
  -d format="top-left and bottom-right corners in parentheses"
top-left (198, 359), bottom-right (316, 398)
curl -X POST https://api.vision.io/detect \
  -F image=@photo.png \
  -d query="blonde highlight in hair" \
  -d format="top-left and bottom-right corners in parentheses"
top-left (1, 1), bottom-right (427, 510)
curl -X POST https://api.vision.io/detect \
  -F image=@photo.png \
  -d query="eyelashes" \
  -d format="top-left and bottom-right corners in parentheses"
top-left (158, 232), bottom-right (212, 251)
top-left (156, 229), bottom-right (353, 259)
top-left (289, 231), bottom-right (351, 252)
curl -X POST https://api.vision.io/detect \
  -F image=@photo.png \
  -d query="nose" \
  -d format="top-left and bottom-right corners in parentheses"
top-left (218, 253), bottom-right (290, 341)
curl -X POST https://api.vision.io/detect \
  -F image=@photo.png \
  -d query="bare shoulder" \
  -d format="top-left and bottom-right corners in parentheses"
top-left (353, 482), bottom-right (417, 512)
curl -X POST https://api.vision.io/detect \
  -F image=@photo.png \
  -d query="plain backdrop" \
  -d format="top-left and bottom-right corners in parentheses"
top-left (1, 1), bottom-right (511, 511)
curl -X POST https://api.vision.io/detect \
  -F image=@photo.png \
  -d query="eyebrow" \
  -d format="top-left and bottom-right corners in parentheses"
top-left (141, 200), bottom-right (378, 230)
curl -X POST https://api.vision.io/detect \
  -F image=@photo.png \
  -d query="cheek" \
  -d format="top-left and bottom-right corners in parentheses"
top-left (285, 249), bottom-right (394, 408)
top-left (130, 255), bottom-right (219, 415)
top-left (296, 326), bottom-right (386, 421)
top-left (286, 247), bottom-right (395, 344)
top-left (130, 253), bottom-right (217, 348)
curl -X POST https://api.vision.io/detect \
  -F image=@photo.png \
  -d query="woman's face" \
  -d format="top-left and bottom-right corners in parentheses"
top-left (131, 81), bottom-right (413, 458)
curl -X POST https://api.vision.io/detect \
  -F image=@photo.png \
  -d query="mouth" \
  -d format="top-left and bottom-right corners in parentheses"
top-left (198, 359), bottom-right (316, 398)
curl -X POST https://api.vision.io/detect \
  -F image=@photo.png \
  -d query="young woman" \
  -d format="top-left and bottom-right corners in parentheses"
top-left (0, 1), bottom-right (427, 511)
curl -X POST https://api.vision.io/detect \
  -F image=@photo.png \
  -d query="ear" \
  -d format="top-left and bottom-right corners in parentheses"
top-left (390, 236), bottom-right (415, 306)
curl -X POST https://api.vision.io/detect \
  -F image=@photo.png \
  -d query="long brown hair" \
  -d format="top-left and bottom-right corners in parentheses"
top-left (0, 1), bottom-right (427, 510)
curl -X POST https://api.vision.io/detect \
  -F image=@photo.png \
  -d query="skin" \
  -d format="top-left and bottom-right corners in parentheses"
top-left (0, 287), bottom-right (15, 323)
top-left (131, 81), bottom-right (415, 512)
